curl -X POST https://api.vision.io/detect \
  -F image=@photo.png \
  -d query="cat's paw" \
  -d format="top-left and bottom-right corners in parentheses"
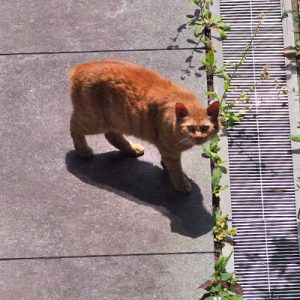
top-left (132, 143), bottom-right (144, 156)
top-left (173, 178), bottom-right (192, 194)
top-left (124, 143), bottom-right (144, 157)
top-left (76, 146), bottom-right (94, 159)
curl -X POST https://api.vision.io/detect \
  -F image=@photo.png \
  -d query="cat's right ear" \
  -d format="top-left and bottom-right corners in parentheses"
top-left (175, 103), bottom-right (189, 119)
top-left (207, 101), bottom-right (220, 119)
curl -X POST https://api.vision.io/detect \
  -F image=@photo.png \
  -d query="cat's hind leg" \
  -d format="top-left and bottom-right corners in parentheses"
top-left (105, 131), bottom-right (144, 157)
top-left (70, 115), bottom-right (94, 158)
top-left (71, 133), bottom-right (94, 158)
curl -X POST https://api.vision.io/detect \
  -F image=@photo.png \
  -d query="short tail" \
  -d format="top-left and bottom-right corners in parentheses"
top-left (68, 67), bottom-right (77, 79)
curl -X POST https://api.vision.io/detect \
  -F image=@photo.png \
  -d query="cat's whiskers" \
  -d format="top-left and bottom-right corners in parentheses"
top-left (176, 137), bottom-right (194, 146)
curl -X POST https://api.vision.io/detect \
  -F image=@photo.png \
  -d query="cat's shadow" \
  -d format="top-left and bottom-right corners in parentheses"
top-left (65, 150), bottom-right (212, 238)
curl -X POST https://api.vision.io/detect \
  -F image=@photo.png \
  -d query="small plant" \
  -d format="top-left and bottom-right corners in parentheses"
top-left (186, 1), bottom-right (266, 299)
top-left (202, 135), bottom-right (227, 199)
top-left (187, 0), bottom-right (231, 41)
top-left (187, 0), bottom-right (231, 101)
top-left (213, 209), bottom-right (237, 243)
top-left (188, 4), bottom-right (265, 129)
top-left (200, 253), bottom-right (243, 300)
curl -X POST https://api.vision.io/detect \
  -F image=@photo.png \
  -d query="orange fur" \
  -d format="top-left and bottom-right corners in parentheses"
top-left (69, 60), bottom-right (220, 193)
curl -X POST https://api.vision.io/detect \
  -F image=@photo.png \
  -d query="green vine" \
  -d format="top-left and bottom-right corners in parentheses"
top-left (202, 135), bottom-right (227, 199)
top-left (186, 1), bottom-right (266, 299)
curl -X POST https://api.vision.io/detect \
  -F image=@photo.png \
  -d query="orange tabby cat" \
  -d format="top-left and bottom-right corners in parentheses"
top-left (69, 60), bottom-right (220, 193)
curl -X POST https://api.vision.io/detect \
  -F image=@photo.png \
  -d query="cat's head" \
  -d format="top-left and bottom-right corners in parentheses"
top-left (175, 101), bottom-right (220, 146)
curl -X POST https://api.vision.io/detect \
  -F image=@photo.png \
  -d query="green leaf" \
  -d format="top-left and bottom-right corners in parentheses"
top-left (223, 252), bottom-right (233, 267)
top-left (211, 283), bottom-right (222, 293)
top-left (201, 59), bottom-right (209, 66)
top-left (190, 0), bottom-right (201, 5)
top-left (222, 23), bottom-right (231, 31)
top-left (210, 134), bottom-right (220, 146)
top-left (194, 24), bottom-right (203, 37)
top-left (203, 146), bottom-right (213, 159)
top-left (224, 81), bottom-right (230, 91)
top-left (219, 166), bottom-right (227, 174)
top-left (215, 208), bottom-right (222, 220)
top-left (219, 291), bottom-right (230, 299)
top-left (211, 16), bottom-right (221, 24)
top-left (220, 272), bottom-right (234, 281)
top-left (215, 66), bottom-right (226, 74)
top-left (232, 113), bottom-right (242, 121)
top-left (187, 18), bottom-right (196, 25)
top-left (215, 253), bottom-right (232, 272)
top-left (207, 91), bottom-right (220, 100)
top-left (219, 29), bottom-right (227, 40)
top-left (212, 167), bottom-right (222, 187)
top-left (203, 9), bottom-right (212, 18)
top-left (222, 71), bottom-right (230, 81)
top-left (211, 152), bottom-right (220, 161)
top-left (207, 92), bottom-right (222, 101)
top-left (220, 184), bottom-right (229, 191)
top-left (289, 134), bottom-right (300, 142)
top-left (206, 50), bottom-right (216, 66)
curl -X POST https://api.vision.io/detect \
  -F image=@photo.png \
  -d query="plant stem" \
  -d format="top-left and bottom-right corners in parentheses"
top-left (204, 28), bottom-right (214, 103)
top-left (221, 19), bottom-right (263, 104)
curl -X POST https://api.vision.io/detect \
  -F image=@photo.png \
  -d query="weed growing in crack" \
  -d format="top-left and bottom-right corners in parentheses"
top-left (185, 1), bottom-right (267, 299)
top-left (200, 252), bottom-right (243, 300)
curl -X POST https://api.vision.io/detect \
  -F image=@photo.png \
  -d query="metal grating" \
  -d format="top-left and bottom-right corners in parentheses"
top-left (219, 0), bottom-right (300, 299)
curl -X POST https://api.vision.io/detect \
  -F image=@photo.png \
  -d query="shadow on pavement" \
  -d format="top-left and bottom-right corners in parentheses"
top-left (242, 235), bottom-right (300, 297)
top-left (65, 150), bottom-right (212, 239)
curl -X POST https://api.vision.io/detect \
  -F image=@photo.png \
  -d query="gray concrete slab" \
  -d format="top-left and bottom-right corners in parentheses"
top-left (0, 254), bottom-right (212, 300)
top-left (0, 50), bottom-right (213, 259)
top-left (1, 0), bottom-right (197, 54)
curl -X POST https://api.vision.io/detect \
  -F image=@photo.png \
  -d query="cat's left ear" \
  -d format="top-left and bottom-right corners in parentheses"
top-left (175, 103), bottom-right (189, 119)
top-left (207, 101), bottom-right (220, 119)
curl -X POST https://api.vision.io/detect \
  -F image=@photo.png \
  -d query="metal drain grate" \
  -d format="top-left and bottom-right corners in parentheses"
top-left (219, 0), bottom-right (300, 299)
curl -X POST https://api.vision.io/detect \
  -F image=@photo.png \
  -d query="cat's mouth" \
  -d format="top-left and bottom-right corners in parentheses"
top-left (176, 134), bottom-right (213, 147)
top-left (194, 136), bottom-right (210, 145)
top-left (194, 139), bottom-right (202, 145)
top-left (194, 137), bottom-right (206, 145)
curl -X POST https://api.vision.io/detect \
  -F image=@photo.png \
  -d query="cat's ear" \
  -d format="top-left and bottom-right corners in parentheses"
top-left (207, 101), bottom-right (220, 119)
top-left (175, 103), bottom-right (189, 119)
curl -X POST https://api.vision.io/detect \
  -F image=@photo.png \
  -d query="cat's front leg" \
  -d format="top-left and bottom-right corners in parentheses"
top-left (159, 151), bottom-right (191, 194)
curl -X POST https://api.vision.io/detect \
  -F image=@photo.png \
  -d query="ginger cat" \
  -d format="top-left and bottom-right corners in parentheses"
top-left (69, 60), bottom-right (220, 193)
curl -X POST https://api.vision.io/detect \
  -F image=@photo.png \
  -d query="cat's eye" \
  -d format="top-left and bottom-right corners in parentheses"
top-left (199, 125), bottom-right (209, 132)
top-left (187, 125), bottom-right (196, 133)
